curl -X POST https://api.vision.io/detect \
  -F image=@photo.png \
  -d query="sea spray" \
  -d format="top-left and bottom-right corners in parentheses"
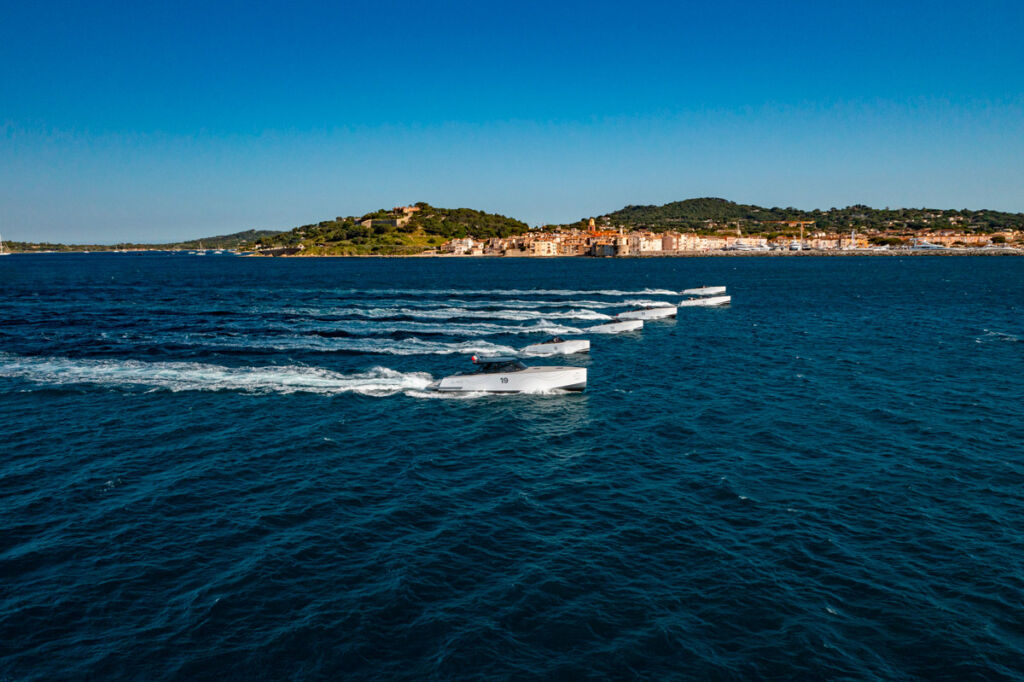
top-left (0, 353), bottom-right (433, 396)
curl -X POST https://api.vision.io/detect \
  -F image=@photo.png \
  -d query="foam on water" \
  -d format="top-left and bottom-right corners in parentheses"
top-left (183, 334), bottom-right (517, 356)
top-left (313, 320), bottom-right (584, 337)
top-left (320, 287), bottom-right (679, 297)
top-left (286, 298), bottom-right (668, 311)
top-left (976, 329), bottom-right (1020, 343)
top-left (335, 307), bottom-right (613, 321)
top-left (0, 352), bottom-right (433, 395)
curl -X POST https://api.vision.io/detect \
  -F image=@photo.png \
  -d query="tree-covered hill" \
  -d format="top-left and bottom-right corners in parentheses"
top-left (409, 204), bottom-right (529, 239)
top-left (257, 202), bottom-right (530, 255)
top-left (175, 229), bottom-right (283, 249)
top-left (591, 198), bottom-right (1024, 234)
top-left (607, 198), bottom-right (779, 225)
top-left (6, 229), bottom-right (283, 252)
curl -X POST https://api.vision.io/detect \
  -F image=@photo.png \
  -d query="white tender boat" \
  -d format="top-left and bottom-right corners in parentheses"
top-left (678, 295), bottom-right (731, 307)
top-left (617, 306), bottom-right (677, 321)
top-left (681, 285), bottom-right (726, 296)
top-left (586, 319), bottom-right (643, 334)
top-left (520, 336), bottom-right (590, 356)
top-left (428, 356), bottom-right (586, 393)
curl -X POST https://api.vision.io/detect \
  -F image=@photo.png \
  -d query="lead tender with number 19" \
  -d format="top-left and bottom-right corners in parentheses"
top-left (427, 356), bottom-right (587, 393)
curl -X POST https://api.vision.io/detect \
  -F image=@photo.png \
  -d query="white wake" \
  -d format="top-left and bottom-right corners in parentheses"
top-left (0, 353), bottom-right (434, 396)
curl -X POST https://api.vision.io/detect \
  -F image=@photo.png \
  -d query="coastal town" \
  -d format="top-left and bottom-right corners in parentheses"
top-left (6, 200), bottom-right (1024, 256)
top-left (436, 217), bottom-right (1022, 256)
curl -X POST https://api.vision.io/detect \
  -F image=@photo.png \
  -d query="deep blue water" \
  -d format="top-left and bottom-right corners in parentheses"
top-left (2, 253), bottom-right (1023, 680)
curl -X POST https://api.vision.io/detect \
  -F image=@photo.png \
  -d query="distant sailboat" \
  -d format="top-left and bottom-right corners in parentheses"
top-left (0, 233), bottom-right (10, 256)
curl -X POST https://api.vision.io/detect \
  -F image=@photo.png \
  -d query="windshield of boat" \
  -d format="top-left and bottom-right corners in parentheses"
top-left (474, 360), bottom-right (527, 374)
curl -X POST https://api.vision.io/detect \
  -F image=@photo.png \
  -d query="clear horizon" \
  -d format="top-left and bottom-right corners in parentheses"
top-left (2, 0), bottom-right (1023, 243)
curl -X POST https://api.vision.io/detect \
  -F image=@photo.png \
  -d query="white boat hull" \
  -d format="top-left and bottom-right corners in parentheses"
top-left (432, 366), bottom-right (587, 393)
top-left (681, 286), bottom-right (726, 296)
top-left (520, 339), bottom-right (590, 356)
top-left (678, 295), bottom-right (731, 307)
top-left (586, 320), bottom-right (643, 334)
top-left (617, 307), bottom-right (677, 320)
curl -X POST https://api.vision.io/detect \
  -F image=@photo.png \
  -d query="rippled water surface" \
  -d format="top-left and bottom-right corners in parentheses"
top-left (2, 254), bottom-right (1023, 679)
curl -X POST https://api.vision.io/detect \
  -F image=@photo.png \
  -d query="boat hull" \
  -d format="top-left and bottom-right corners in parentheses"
top-left (586, 320), bottom-right (643, 334)
top-left (681, 286), bottom-right (726, 296)
top-left (678, 295), bottom-right (731, 307)
top-left (520, 339), bottom-right (590, 356)
top-left (617, 307), bottom-right (677, 320)
top-left (432, 367), bottom-right (587, 393)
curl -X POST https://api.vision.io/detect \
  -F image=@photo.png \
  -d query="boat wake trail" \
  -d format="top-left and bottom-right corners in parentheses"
top-left (293, 298), bottom-right (667, 312)
top-left (0, 353), bottom-right (433, 396)
top-left (323, 287), bottom-right (678, 297)
top-left (309, 320), bottom-right (583, 338)
top-left (976, 329), bottom-right (1021, 344)
top-left (161, 334), bottom-right (519, 356)
top-left (337, 307), bottom-right (613, 321)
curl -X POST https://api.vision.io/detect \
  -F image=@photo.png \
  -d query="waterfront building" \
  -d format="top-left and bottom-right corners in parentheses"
top-left (530, 240), bottom-right (558, 256)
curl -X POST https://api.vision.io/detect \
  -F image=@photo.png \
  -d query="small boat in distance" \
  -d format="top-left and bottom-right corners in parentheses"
top-left (428, 356), bottom-right (587, 393)
top-left (617, 306), bottom-right (677, 321)
top-left (520, 337), bottom-right (590, 356)
top-left (681, 286), bottom-right (726, 296)
top-left (679, 295), bottom-right (731, 307)
top-left (586, 319), bottom-right (643, 334)
top-left (0, 233), bottom-right (9, 256)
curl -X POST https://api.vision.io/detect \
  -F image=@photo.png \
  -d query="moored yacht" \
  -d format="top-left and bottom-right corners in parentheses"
top-left (428, 356), bottom-right (587, 393)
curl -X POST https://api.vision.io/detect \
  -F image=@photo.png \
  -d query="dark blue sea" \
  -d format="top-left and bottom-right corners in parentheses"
top-left (2, 253), bottom-right (1023, 680)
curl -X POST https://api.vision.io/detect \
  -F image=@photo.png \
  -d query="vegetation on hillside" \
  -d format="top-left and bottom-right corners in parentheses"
top-left (256, 202), bottom-right (529, 254)
top-left (7, 198), bottom-right (1022, 255)
top-left (583, 198), bottom-right (1024, 235)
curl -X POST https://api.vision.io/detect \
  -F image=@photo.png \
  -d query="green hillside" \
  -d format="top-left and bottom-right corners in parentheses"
top-left (173, 229), bottom-right (284, 249)
top-left (257, 202), bottom-right (530, 255)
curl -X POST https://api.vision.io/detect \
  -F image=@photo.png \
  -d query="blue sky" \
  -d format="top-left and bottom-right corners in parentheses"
top-left (2, 0), bottom-right (1022, 242)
